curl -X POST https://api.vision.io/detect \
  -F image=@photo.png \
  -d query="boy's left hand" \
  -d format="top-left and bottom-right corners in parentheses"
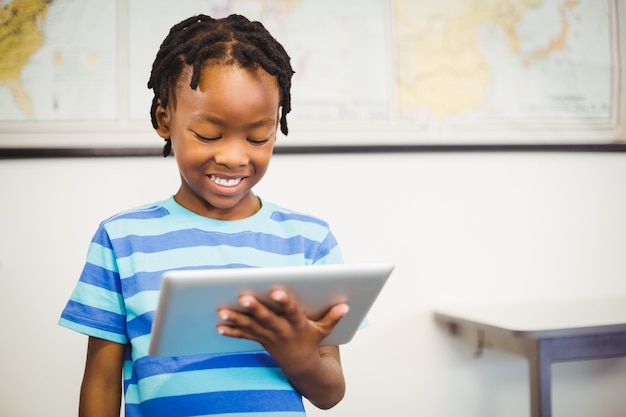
top-left (216, 288), bottom-right (349, 369)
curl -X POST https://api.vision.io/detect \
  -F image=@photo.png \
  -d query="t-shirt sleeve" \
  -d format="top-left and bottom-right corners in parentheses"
top-left (58, 224), bottom-right (128, 344)
top-left (312, 228), bottom-right (344, 265)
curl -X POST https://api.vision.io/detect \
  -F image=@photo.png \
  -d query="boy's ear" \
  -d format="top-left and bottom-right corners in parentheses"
top-left (154, 100), bottom-right (171, 139)
top-left (275, 108), bottom-right (281, 136)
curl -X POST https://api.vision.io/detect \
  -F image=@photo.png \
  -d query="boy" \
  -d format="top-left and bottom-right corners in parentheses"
top-left (60, 14), bottom-right (348, 417)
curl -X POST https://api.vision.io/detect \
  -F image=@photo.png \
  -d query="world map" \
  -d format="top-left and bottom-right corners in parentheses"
top-left (393, 0), bottom-right (616, 141)
top-left (0, 0), bottom-right (622, 145)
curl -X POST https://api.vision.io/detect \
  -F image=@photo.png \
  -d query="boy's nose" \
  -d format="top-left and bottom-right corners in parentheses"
top-left (213, 137), bottom-right (249, 168)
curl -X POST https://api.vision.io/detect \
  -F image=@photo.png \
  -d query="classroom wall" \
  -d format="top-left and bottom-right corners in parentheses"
top-left (1, 150), bottom-right (625, 416)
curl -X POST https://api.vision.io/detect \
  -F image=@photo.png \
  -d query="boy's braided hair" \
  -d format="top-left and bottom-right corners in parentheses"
top-left (147, 14), bottom-right (294, 156)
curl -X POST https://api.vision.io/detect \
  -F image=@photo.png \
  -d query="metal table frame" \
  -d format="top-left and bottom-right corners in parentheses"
top-left (434, 300), bottom-right (626, 417)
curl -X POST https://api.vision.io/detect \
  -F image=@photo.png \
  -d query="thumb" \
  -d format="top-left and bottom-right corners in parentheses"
top-left (319, 303), bottom-right (350, 331)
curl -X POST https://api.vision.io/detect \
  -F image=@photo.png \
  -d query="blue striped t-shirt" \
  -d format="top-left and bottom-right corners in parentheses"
top-left (59, 196), bottom-right (343, 417)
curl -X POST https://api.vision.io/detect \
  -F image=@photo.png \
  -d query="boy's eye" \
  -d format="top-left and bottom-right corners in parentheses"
top-left (194, 132), bottom-right (221, 142)
top-left (248, 138), bottom-right (270, 145)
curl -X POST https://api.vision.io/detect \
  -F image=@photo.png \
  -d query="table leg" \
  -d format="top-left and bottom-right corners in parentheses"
top-left (528, 343), bottom-right (552, 417)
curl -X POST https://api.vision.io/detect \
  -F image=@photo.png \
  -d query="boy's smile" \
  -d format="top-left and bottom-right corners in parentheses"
top-left (210, 175), bottom-right (244, 187)
top-left (155, 63), bottom-right (280, 220)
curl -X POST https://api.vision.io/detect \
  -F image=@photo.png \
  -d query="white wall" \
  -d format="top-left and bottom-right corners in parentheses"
top-left (1, 151), bottom-right (625, 416)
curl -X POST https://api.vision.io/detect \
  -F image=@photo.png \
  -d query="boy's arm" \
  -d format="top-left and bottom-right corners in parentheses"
top-left (217, 290), bottom-right (349, 409)
top-left (79, 337), bottom-right (126, 417)
top-left (282, 344), bottom-right (346, 410)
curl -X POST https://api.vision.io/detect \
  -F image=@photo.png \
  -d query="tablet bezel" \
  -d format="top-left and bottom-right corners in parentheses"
top-left (148, 263), bottom-right (393, 357)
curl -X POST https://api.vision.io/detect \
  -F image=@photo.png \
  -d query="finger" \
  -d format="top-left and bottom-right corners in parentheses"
top-left (240, 294), bottom-right (279, 327)
top-left (217, 322), bottom-right (250, 339)
top-left (269, 289), bottom-right (295, 315)
top-left (216, 299), bottom-right (265, 331)
top-left (226, 294), bottom-right (288, 340)
top-left (270, 289), bottom-right (315, 330)
top-left (216, 306), bottom-right (272, 343)
top-left (317, 303), bottom-right (350, 334)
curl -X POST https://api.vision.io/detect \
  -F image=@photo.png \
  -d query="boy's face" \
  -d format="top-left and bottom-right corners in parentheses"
top-left (155, 64), bottom-right (280, 220)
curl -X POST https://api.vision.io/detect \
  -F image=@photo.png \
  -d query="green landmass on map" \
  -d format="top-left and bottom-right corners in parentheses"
top-left (0, 0), bottom-right (51, 115)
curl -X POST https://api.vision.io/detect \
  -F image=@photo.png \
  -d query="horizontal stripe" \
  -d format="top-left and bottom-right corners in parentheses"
top-left (126, 407), bottom-right (305, 417)
top-left (104, 198), bottom-right (278, 238)
top-left (112, 230), bottom-right (325, 259)
top-left (122, 266), bottom-right (260, 299)
top-left (126, 312), bottom-right (155, 340)
top-left (126, 411), bottom-right (304, 417)
top-left (116, 246), bottom-right (310, 278)
top-left (103, 213), bottom-right (321, 240)
top-left (79, 262), bottom-right (122, 292)
top-left (121, 270), bottom-right (162, 298)
top-left (61, 300), bottom-right (126, 335)
top-left (127, 334), bottom-right (151, 358)
top-left (168, 413), bottom-right (305, 417)
top-left (126, 367), bottom-right (292, 403)
top-left (70, 281), bottom-right (125, 315)
top-left (124, 290), bottom-right (159, 321)
top-left (260, 216), bottom-right (334, 241)
top-left (105, 215), bottom-right (186, 240)
top-left (105, 204), bottom-right (170, 222)
top-left (124, 359), bottom-right (137, 389)
top-left (85, 242), bottom-right (118, 273)
top-left (91, 225), bottom-right (114, 249)
top-left (103, 207), bottom-right (331, 242)
top-left (58, 318), bottom-right (128, 344)
top-left (127, 390), bottom-right (304, 417)
top-left (132, 352), bottom-right (279, 379)
top-left (270, 210), bottom-right (328, 226)
top-left (317, 232), bottom-right (338, 259)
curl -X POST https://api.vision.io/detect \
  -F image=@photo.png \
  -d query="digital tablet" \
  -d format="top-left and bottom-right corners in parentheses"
top-left (148, 263), bottom-right (394, 357)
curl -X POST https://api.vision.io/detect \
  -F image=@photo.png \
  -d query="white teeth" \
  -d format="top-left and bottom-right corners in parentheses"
top-left (210, 175), bottom-right (242, 186)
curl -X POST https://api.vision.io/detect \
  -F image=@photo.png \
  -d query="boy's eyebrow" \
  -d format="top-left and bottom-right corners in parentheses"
top-left (246, 117), bottom-right (277, 128)
top-left (192, 114), bottom-right (277, 128)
